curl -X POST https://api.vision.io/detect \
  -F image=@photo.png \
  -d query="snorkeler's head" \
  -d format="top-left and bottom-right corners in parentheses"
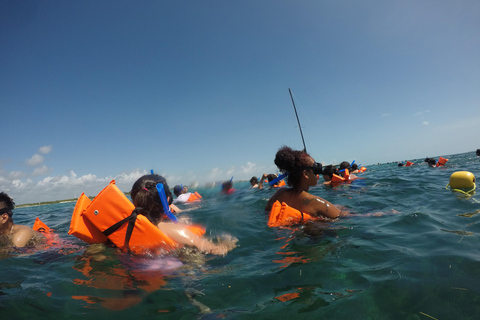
top-left (351, 163), bottom-right (358, 170)
top-left (266, 174), bottom-right (278, 183)
top-left (222, 181), bottom-right (233, 190)
top-left (0, 192), bottom-right (15, 218)
top-left (250, 176), bottom-right (258, 185)
top-left (322, 165), bottom-right (337, 181)
top-left (130, 174), bottom-right (172, 224)
top-left (274, 146), bottom-right (316, 187)
top-left (173, 185), bottom-right (183, 197)
top-left (339, 161), bottom-right (351, 170)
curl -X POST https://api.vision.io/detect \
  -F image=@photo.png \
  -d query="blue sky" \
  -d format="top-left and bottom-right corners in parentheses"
top-left (1, 0), bottom-right (479, 204)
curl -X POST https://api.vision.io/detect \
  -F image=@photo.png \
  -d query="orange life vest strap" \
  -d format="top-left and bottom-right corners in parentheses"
top-left (406, 161), bottom-right (413, 166)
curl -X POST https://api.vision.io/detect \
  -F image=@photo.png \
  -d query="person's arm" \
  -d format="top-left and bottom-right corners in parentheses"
top-left (170, 203), bottom-right (182, 213)
top-left (302, 195), bottom-right (349, 219)
top-left (157, 223), bottom-right (237, 255)
top-left (257, 173), bottom-right (268, 190)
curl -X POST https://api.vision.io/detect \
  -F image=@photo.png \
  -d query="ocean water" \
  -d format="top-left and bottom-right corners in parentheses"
top-left (1, 151), bottom-right (480, 319)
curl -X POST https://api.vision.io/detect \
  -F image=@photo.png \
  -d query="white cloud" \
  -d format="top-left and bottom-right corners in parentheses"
top-left (26, 153), bottom-right (44, 166)
top-left (32, 165), bottom-right (51, 176)
top-left (38, 145), bottom-right (53, 154)
top-left (207, 167), bottom-right (223, 182)
top-left (241, 161), bottom-right (257, 173)
top-left (8, 171), bottom-right (24, 179)
top-left (380, 113), bottom-right (391, 118)
top-left (423, 121), bottom-right (429, 126)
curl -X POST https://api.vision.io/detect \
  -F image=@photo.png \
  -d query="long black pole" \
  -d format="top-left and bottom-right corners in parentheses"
top-left (289, 88), bottom-right (307, 153)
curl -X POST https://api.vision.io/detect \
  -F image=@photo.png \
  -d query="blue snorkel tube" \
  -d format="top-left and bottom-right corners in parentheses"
top-left (156, 183), bottom-right (179, 223)
top-left (269, 173), bottom-right (288, 186)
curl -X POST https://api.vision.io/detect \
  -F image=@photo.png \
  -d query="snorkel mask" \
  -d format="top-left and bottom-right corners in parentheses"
top-left (297, 162), bottom-right (323, 175)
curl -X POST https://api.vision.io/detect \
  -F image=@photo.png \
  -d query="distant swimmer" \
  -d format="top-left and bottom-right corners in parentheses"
top-left (424, 158), bottom-right (436, 167)
top-left (265, 146), bottom-right (349, 219)
top-left (221, 180), bottom-right (236, 194)
top-left (339, 161), bottom-right (358, 180)
top-left (477, 149), bottom-right (480, 157)
top-left (250, 176), bottom-right (261, 188)
top-left (321, 165), bottom-right (339, 185)
top-left (173, 185), bottom-right (202, 204)
top-left (0, 192), bottom-right (45, 248)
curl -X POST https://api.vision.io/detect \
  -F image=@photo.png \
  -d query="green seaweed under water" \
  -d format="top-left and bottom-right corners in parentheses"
top-left (1, 152), bottom-right (480, 320)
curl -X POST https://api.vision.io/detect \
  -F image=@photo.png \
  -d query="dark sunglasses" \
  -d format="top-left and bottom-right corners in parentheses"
top-left (0, 207), bottom-right (13, 217)
top-left (296, 162), bottom-right (323, 175)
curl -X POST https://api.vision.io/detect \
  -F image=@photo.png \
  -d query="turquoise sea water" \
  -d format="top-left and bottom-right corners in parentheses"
top-left (1, 152), bottom-right (480, 319)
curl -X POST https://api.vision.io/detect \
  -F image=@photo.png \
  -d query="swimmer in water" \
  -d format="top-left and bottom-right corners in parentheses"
top-left (250, 176), bottom-right (260, 188)
top-left (221, 180), bottom-right (236, 194)
top-left (321, 165), bottom-right (338, 185)
top-left (265, 146), bottom-right (349, 219)
top-left (131, 174), bottom-right (237, 256)
top-left (0, 192), bottom-right (45, 248)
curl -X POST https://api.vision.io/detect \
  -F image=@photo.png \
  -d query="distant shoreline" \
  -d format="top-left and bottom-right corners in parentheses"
top-left (17, 192), bottom-right (132, 208)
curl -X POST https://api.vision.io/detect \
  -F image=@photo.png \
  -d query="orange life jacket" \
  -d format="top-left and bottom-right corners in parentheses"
top-left (33, 217), bottom-right (61, 247)
top-left (187, 191), bottom-right (202, 202)
top-left (268, 200), bottom-right (317, 227)
top-left (71, 180), bottom-right (206, 255)
top-left (275, 180), bottom-right (286, 187)
top-left (405, 161), bottom-right (414, 166)
top-left (33, 217), bottom-right (52, 233)
top-left (359, 166), bottom-right (367, 172)
top-left (69, 193), bottom-right (108, 244)
top-left (436, 157), bottom-right (448, 167)
top-left (331, 174), bottom-right (345, 183)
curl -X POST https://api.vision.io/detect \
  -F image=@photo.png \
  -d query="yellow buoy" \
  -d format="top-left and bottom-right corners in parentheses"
top-left (446, 171), bottom-right (476, 194)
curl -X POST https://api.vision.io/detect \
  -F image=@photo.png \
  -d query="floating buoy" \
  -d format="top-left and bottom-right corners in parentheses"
top-left (446, 171), bottom-right (476, 194)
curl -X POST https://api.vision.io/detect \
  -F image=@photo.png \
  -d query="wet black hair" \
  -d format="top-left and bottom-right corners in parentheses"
top-left (351, 163), bottom-right (358, 170)
top-left (339, 161), bottom-right (351, 170)
top-left (250, 176), bottom-right (258, 184)
top-left (0, 192), bottom-right (15, 217)
top-left (266, 174), bottom-right (278, 183)
top-left (322, 165), bottom-right (338, 178)
top-left (274, 146), bottom-right (314, 188)
top-left (476, 149), bottom-right (480, 156)
top-left (130, 174), bottom-right (172, 224)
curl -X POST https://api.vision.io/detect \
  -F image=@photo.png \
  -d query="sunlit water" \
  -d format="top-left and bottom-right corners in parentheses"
top-left (1, 152), bottom-right (480, 319)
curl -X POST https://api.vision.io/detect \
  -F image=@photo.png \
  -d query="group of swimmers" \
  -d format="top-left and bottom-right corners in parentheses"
top-left (7, 145), bottom-right (470, 258)
top-left (0, 146), bottom-right (367, 254)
